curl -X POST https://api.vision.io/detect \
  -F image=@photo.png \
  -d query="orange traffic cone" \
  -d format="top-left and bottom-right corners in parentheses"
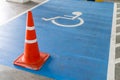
top-left (14, 11), bottom-right (50, 70)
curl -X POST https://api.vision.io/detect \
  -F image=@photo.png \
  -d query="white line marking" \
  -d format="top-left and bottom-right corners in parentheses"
top-left (107, 3), bottom-right (116, 80)
top-left (0, 0), bottom-right (49, 26)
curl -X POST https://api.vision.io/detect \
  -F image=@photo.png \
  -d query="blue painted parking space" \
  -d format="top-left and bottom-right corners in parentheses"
top-left (0, 0), bottom-right (114, 80)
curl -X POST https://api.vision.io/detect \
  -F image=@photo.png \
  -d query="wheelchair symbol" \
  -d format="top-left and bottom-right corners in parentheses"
top-left (42, 12), bottom-right (84, 27)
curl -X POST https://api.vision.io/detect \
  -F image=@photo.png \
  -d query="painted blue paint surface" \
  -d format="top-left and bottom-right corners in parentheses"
top-left (0, 0), bottom-right (113, 80)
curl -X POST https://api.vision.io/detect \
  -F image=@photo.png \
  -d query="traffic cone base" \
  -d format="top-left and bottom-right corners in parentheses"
top-left (14, 52), bottom-right (49, 70)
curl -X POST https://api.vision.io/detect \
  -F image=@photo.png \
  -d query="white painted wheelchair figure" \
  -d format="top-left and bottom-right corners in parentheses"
top-left (42, 12), bottom-right (84, 27)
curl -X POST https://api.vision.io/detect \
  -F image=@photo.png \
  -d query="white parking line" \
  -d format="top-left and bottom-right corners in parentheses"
top-left (107, 3), bottom-right (116, 80)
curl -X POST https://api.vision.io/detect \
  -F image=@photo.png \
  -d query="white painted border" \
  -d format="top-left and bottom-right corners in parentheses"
top-left (107, 3), bottom-right (116, 80)
top-left (0, 0), bottom-right (49, 26)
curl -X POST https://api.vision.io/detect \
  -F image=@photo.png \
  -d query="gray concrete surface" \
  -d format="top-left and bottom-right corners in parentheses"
top-left (116, 35), bottom-right (120, 44)
top-left (115, 2), bottom-right (120, 80)
top-left (116, 47), bottom-right (120, 58)
top-left (0, 65), bottom-right (53, 80)
top-left (115, 63), bottom-right (120, 80)
top-left (116, 27), bottom-right (120, 32)
top-left (0, 0), bottom-right (39, 25)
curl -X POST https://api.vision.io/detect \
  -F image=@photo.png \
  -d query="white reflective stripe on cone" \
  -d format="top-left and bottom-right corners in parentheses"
top-left (25, 39), bottom-right (37, 44)
top-left (26, 26), bottom-right (35, 30)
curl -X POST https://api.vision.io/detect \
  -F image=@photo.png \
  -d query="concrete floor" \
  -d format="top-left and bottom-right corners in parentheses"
top-left (0, 0), bottom-right (119, 80)
top-left (0, 65), bottom-right (52, 80)
top-left (0, 0), bottom-right (44, 25)
top-left (115, 2), bottom-right (120, 80)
